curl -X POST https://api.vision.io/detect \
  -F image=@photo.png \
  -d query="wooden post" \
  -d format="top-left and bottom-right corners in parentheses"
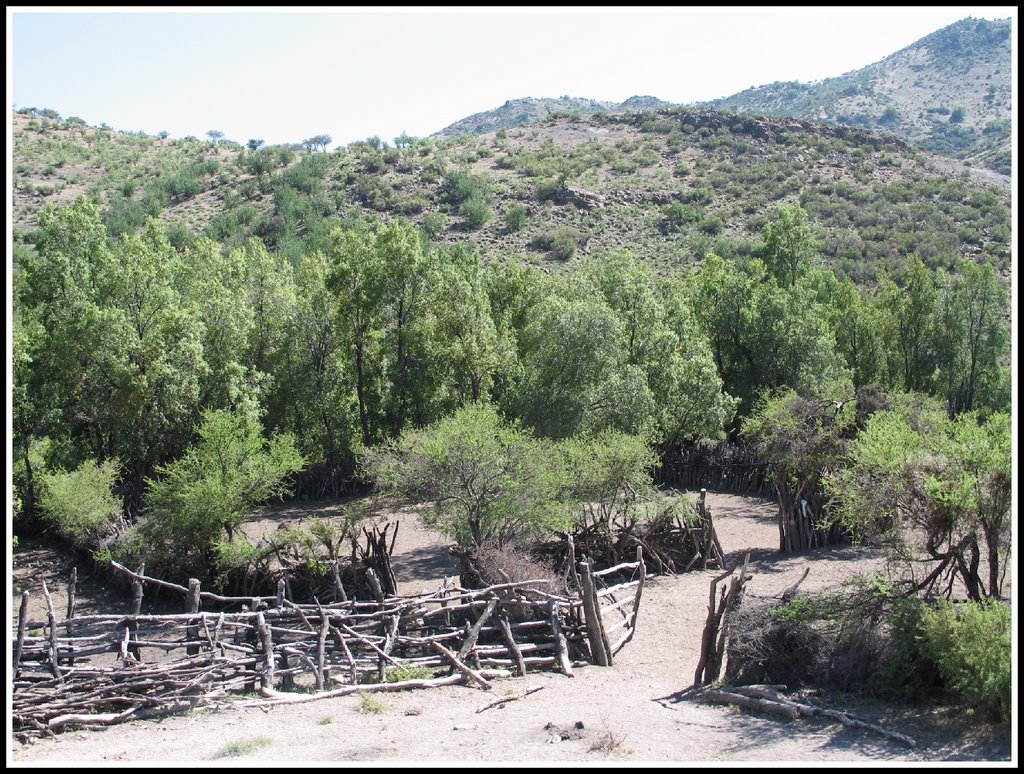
top-left (499, 611), bottom-right (527, 677)
top-left (186, 578), bottom-right (201, 656)
top-left (131, 563), bottom-right (145, 614)
top-left (578, 558), bottom-right (612, 666)
top-left (456, 597), bottom-right (498, 664)
top-left (619, 546), bottom-right (646, 651)
top-left (66, 567), bottom-right (77, 633)
top-left (257, 612), bottom-right (275, 690)
top-left (276, 578), bottom-right (286, 609)
top-left (315, 608), bottom-right (329, 690)
top-left (365, 567), bottom-right (385, 604)
top-left (40, 581), bottom-right (63, 683)
top-left (13, 590), bottom-right (29, 682)
top-left (330, 559), bottom-right (348, 603)
top-left (548, 600), bottom-right (575, 677)
top-left (65, 568), bottom-right (77, 667)
top-left (129, 563), bottom-right (144, 663)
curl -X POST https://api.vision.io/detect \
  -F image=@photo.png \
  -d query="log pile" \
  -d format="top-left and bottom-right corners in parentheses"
top-left (693, 553), bottom-right (751, 687)
top-left (11, 552), bottom-right (647, 738)
top-left (554, 489), bottom-right (725, 575)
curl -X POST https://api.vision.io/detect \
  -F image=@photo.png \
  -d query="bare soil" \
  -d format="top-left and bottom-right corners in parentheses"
top-left (8, 492), bottom-right (1013, 765)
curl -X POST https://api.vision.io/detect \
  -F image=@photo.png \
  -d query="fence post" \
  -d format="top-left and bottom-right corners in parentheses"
top-left (578, 558), bottom-right (612, 666)
top-left (186, 578), bottom-right (201, 656)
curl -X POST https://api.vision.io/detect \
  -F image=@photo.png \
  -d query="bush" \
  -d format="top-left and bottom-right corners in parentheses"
top-left (38, 459), bottom-right (124, 552)
top-left (459, 197), bottom-right (492, 230)
top-left (920, 599), bottom-right (1011, 720)
top-left (503, 203), bottom-right (528, 232)
top-left (420, 212), bottom-right (448, 238)
top-left (530, 227), bottom-right (579, 260)
top-left (467, 540), bottom-right (562, 593)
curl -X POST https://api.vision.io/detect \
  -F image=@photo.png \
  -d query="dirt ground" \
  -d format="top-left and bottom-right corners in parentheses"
top-left (8, 491), bottom-right (1015, 766)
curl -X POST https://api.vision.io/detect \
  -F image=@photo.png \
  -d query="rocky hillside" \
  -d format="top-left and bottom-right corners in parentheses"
top-left (13, 104), bottom-right (1011, 290)
top-left (433, 95), bottom-right (675, 138)
top-left (426, 18), bottom-right (1011, 175)
top-left (701, 17), bottom-right (1012, 174)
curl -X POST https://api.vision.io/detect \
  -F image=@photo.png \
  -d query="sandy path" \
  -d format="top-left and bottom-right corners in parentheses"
top-left (8, 492), bottom-right (1011, 765)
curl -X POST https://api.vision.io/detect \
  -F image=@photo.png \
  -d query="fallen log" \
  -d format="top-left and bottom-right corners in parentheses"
top-left (701, 686), bottom-right (917, 748)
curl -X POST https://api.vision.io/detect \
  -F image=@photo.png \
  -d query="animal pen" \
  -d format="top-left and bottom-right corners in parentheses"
top-left (11, 551), bottom-right (648, 739)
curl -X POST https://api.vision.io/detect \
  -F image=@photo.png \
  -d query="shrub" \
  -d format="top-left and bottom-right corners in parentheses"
top-left (530, 228), bottom-right (579, 260)
top-left (920, 599), bottom-right (1011, 721)
top-left (420, 212), bottom-right (448, 238)
top-left (38, 458), bottom-right (124, 552)
top-left (535, 176), bottom-right (567, 202)
top-left (504, 203), bottom-right (528, 232)
top-left (468, 540), bottom-right (561, 593)
top-left (460, 196), bottom-right (492, 230)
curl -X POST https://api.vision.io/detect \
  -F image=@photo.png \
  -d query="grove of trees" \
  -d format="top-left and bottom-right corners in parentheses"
top-left (12, 198), bottom-right (1011, 606)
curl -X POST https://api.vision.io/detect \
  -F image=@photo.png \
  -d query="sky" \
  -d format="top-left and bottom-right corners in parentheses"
top-left (7, 6), bottom-right (1017, 150)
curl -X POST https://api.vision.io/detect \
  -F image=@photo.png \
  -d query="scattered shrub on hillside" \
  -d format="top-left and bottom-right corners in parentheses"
top-left (460, 196), bottom-right (492, 230)
top-left (530, 227), bottom-right (579, 260)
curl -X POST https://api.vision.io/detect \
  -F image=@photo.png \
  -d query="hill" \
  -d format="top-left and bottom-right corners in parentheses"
top-left (433, 95), bottom-right (675, 138)
top-left (699, 17), bottom-right (1013, 175)
top-left (12, 104), bottom-right (1011, 287)
top-left (425, 18), bottom-right (1012, 176)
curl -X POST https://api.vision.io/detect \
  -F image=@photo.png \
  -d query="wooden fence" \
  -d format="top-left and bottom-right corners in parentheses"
top-left (11, 551), bottom-right (647, 738)
top-left (655, 442), bottom-right (772, 498)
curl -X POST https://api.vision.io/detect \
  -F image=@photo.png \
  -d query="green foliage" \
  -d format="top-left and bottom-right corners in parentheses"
top-left (920, 599), bottom-right (1011, 720)
top-left (503, 203), bottom-right (528, 232)
top-left (530, 228), bottom-right (579, 260)
top-left (459, 196), bottom-right (492, 230)
top-left (136, 409), bottom-right (305, 580)
top-left (561, 430), bottom-right (658, 530)
top-left (659, 202), bottom-right (697, 235)
top-left (361, 403), bottom-right (572, 549)
top-left (825, 402), bottom-right (1011, 600)
top-left (441, 168), bottom-right (488, 205)
top-left (356, 692), bottom-right (386, 713)
top-left (743, 389), bottom-right (855, 491)
top-left (37, 458), bottom-right (123, 551)
top-left (384, 661), bottom-right (437, 683)
top-left (759, 203), bottom-right (817, 288)
top-left (420, 211), bottom-right (448, 238)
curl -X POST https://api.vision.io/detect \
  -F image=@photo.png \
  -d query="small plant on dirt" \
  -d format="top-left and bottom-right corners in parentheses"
top-left (212, 735), bottom-right (273, 758)
top-left (356, 691), bottom-right (385, 714)
top-left (589, 723), bottom-right (632, 754)
top-left (384, 661), bottom-right (437, 683)
top-left (318, 715), bottom-right (333, 725)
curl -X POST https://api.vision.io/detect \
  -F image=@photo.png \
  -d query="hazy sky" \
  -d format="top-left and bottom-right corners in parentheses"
top-left (7, 7), bottom-right (1018, 149)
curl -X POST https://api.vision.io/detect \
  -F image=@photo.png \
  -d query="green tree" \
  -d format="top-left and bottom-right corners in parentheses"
top-left (362, 404), bottom-right (571, 549)
top-left (582, 253), bottom-right (737, 442)
top-left (136, 409), bottom-right (305, 579)
top-left (827, 277), bottom-right (885, 388)
top-left (759, 203), bottom-right (816, 288)
top-left (690, 254), bottom-right (849, 421)
top-left (825, 400), bottom-right (1011, 601)
top-left (932, 261), bottom-right (1010, 417)
top-left (515, 293), bottom-right (650, 439)
top-left (876, 258), bottom-right (938, 394)
top-left (743, 389), bottom-right (856, 552)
